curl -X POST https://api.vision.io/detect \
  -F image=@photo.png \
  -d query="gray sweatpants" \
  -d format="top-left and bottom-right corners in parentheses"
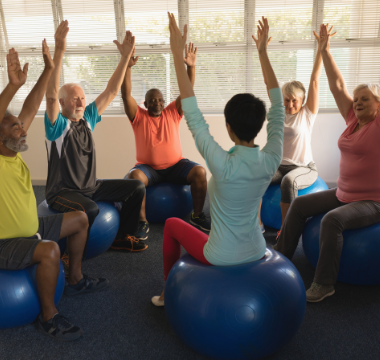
top-left (271, 162), bottom-right (318, 203)
top-left (275, 188), bottom-right (380, 285)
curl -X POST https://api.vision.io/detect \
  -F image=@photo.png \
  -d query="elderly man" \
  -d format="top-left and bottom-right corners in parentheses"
top-left (44, 21), bottom-right (147, 253)
top-left (121, 42), bottom-right (210, 240)
top-left (0, 43), bottom-right (107, 341)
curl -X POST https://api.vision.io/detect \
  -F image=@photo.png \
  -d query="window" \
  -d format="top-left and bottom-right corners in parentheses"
top-left (1, 0), bottom-right (380, 115)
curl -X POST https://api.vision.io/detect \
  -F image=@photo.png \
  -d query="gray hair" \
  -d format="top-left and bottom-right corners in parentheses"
top-left (58, 83), bottom-right (83, 100)
top-left (282, 81), bottom-right (306, 104)
top-left (353, 83), bottom-right (380, 103)
top-left (0, 109), bottom-right (13, 137)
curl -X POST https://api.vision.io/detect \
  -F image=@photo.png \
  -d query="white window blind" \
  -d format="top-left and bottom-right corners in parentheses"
top-left (1, 0), bottom-right (380, 115)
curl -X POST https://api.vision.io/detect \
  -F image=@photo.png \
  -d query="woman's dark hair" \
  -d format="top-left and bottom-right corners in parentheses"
top-left (224, 93), bottom-right (266, 143)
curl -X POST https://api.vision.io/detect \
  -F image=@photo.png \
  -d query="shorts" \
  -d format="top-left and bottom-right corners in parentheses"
top-left (0, 214), bottom-right (64, 270)
top-left (128, 159), bottom-right (200, 187)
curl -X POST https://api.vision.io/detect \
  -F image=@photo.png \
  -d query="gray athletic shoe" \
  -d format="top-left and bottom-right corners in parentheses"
top-left (36, 314), bottom-right (83, 341)
top-left (306, 282), bottom-right (335, 302)
top-left (64, 274), bottom-right (109, 296)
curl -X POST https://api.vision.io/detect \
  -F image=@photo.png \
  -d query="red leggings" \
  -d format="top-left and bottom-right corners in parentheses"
top-left (163, 217), bottom-right (212, 280)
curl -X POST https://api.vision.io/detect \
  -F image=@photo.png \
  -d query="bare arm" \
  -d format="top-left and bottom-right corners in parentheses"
top-left (121, 49), bottom-right (139, 121)
top-left (46, 20), bottom-right (69, 125)
top-left (319, 24), bottom-right (352, 120)
top-left (306, 24), bottom-right (337, 114)
top-left (0, 49), bottom-right (28, 121)
top-left (19, 40), bottom-right (55, 131)
top-left (95, 31), bottom-right (135, 116)
top-left (252, 35), bottom-right (272, 97)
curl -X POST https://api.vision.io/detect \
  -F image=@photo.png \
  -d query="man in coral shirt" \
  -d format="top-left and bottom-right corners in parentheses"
top-left (121, 43), bottom-right (210, 240)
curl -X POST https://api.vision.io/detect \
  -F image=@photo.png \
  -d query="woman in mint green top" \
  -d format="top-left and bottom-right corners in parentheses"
top-left (152, 15), bottom-right (284, 307)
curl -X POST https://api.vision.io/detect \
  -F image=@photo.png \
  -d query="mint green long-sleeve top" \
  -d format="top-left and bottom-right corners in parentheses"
top-left (181, 88), bottom-right (285, 265)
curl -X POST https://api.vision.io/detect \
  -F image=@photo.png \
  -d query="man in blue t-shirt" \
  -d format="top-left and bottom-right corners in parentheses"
top-left (45, 20), bottom-right (147, 253)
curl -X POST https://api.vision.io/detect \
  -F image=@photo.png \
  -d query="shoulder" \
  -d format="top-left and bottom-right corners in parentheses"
top-left (164, 101), bottom-right (181, 120)
top-left (132, 104), bottom-right (148, 125)
top-left (44, 111), bottom-right (69, 141)
top-left (345, 107), bottom-right (357, 125)
top-left (84, 102), bottom-right (101, 131)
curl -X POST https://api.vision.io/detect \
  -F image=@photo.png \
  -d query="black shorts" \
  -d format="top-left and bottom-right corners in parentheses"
top-left (0, 214), bottom-right (63, 270)
top-left (128, 159), bottom-right (200, 187)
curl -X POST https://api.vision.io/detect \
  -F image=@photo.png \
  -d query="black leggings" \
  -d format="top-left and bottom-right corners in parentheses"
top-left (51, 179), bottom-right (145, 241)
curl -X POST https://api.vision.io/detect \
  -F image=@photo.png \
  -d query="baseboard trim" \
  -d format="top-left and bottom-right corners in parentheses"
top-left (31, 179), bottom-right (47, 186)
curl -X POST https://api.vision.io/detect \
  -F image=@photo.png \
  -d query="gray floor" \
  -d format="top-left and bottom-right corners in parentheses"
top-left (0, 186), bottom-right (379, 360)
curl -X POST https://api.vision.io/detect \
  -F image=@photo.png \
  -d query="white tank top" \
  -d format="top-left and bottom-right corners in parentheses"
top-left (281, 105), bottom-right (317, 166)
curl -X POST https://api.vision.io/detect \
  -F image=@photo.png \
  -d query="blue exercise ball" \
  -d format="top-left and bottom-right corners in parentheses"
top-left (0, 261), bottom-right (65, 329)
top-left (262, 176), bottom-right (328, 230)
top-left (146, 183), bottom-right (193, 223)
top-left (165, 250), bottom-right (306, 360)
top-left (37, 200), bottom-right (120, 259)
top-left (302, 213), bottom-right (380, 285)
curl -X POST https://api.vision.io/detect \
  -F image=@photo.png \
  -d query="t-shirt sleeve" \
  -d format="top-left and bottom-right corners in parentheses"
top-left (181, 96), bottom-right (227, 177)
top-left (131, 105), bottom-right (146, 126)
top-left (345, 108), bottom-right (357, 126)
top-left (84, 101), bottom-right (101, 131)
top-left (303, 105), bottom-right (318, 128)
top-left (44, 111), bottom-right (69, 141)
top-left (165, 101), bottom-right (182, 123)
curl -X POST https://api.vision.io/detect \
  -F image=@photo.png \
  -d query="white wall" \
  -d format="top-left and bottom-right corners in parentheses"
top-left (24, 113), bottom-right (346, 187)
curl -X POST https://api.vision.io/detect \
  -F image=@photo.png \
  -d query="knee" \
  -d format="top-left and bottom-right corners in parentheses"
top-left (40, 241), bottom-right (61, 263)
top-left (280, 176), bottom-right (297, 203)
top-left (191, 166), bottom-right (207, 183)
top-left (75, 211), bottom-right (89, 232)
top-left (128, 169), bottom-right (147, 184)
top-left (321, 211), bottom-right (342, 231)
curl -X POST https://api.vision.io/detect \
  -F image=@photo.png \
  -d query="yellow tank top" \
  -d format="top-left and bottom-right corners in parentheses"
top-left (0, 153), bottom-right (38, 239)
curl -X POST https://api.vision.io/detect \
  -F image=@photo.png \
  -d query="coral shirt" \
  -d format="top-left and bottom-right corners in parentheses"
top-left (337, 108), bottom-right (380, 203)
top-left (131, 101), bottom-right (183, 170)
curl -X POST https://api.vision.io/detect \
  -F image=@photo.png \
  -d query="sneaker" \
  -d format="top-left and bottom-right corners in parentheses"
top-left (110, 235), bottom-right (148, 252)
top-left (61, 253), bottom-right (69, 278)
top-left (64, 274), bottom-right (109, 296)
top-left (134, 221), bottom-right (150, 240)
top-left (260, 222), bottom-right (265, 234)
top-left (306, 282), bottom-right (335, 302)
top-left (190, 212), bottom-right (211, 231)
top-left (36, 313), bottom-right (83, 341)
top-left (151, 296), bottom-right (165, 307)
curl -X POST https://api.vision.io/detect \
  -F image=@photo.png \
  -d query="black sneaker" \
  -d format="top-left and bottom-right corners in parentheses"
top-left (110, 235), bottom-right (148, 252)
top-left (36, 314), bottom-right (83, 341)
top-left (134, 221), bottom-right (150, 240)
top-left (64, 274), bottom-right (109, 296)
top-left (190, 212), bottom-right (211, 231)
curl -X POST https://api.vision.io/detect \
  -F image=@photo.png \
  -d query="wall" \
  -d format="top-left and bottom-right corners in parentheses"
top-left (24, 113), bottom-right (346, 187)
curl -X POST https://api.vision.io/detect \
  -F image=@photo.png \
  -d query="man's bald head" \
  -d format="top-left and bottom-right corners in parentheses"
top-left (144, 88), bottom-right (165, 117)
top-left (58, 83), bottom-right (86, 121)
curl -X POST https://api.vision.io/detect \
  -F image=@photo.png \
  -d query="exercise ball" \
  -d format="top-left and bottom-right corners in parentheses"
top-left (262, 176), bottom-right (328, 230)
top-left (0, 261), bottom-right (65, 329)
top-left (302, 213), bottom-right (380, 285)
top-left (165, 250), bottom-right (306, 360)
top-left (145, 183), bottom-right (193, 223)
top-left (37, 200), bottom-right (120, 259)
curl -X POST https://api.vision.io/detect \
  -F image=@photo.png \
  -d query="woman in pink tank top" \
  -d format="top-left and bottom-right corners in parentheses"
top-left (273, 24), bottom-right (380, 303)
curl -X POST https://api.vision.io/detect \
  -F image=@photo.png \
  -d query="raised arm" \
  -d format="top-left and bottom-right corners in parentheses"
top-left (121, 48), bottom-right (139, 120)
top-left (0, 49), bottom-right (28, 121)
top-left (95, 31), bottom-right (135, 116)
top-left (175, 42), bottom-right (197, 115)
top-left (46, 20), bottom-right (69, 125)
top-left (306, 24), bottom-right (336, 114)
top-left (252, 35), bottom-right (272, 97)
top-left (319, 24), bottom-right (353, 120)
top-left (19, 40), bottom-right (54, 131)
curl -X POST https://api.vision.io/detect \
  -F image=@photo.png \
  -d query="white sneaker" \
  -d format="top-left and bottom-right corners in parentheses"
top-left (260, 223), bottom-right (265, 233)
top-left (151, 296), bottom-right (164, 307)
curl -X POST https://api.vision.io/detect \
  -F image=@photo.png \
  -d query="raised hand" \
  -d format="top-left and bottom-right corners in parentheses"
top-left (252, 17), bottom-right (270, 53)
top-left (184, 42), bottom-right (197, 67)
top-left (128, 47), bottom-right (139, 68)
top-left (168, 12), bottom-right (187, 56)
top-left (7, 48), bottom-right (28, 88)
top-left (318, 24), bottom-right (333, 52)
top-left (313, 24), bottom-right (336, 48)
top-left (55, 20), bottom-right (69, 53)
top-left (114, 31), bottom-right (135, 59)
top-left (42, 39), bottom-right (54, 71)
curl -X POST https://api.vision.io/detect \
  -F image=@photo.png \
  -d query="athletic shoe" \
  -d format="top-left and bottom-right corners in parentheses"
top-left (276, 230), bottom-right (281, 240)
top-left (190, 212), bottom-right (211, 231)
top-left (64, 274), bottom-right (109, 296)
top-left (306, 282), bottom-right (335, 302)
top-left (260, 222), bottom-right (265, 233)
top-left (151, 296), bottom-right (165, 307)
top-left (134, 221), bottom-right (150, 240)
top-left (61, 253), bottom-right (69, 278)
top-left (36, 313), bottom-right (83, 341)
top-left (110, 235), bottom-right (148, 252)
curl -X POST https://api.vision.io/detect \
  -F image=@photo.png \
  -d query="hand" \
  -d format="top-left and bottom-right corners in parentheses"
top-left (252, 17), bottom-right (270, 53)
top-left (128, 47), bottom-right (139, 68)
top-left (55, 20), bottom-right (69, 53)
top-left (168, 12), bottom-right (187, 56)
top-left (317, 24), bottom-right (335, 52)
top-left (7, 48), bottom-right (28, 88)
top-left (183, 42), bottom-right (197, 67)
top-left (313, 23), bottom-right (336, 49)
top-left (113, 31), bottom-right (135, 59)
top-left (42, 39), bottom-right (54, 70)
